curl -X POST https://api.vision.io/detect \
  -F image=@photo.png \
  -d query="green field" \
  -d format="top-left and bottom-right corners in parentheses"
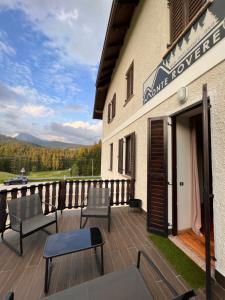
top-left (28, 169), bottom-right (71, 179)
top-left (0, 171), bottom-right (17, 183)
top-left (0, 170), bottom-right (100, 183)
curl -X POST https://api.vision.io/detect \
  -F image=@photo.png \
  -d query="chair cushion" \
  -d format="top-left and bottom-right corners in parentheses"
top-left (11, 214), bottom-right (56, 235)
top-left (42, 265), bottom-right (153, 300)
top-left (82, 207), bottom-right (109, 217)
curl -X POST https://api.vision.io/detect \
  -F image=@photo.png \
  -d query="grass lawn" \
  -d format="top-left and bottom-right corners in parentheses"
top-left (29, 169), bottom-right (70, 179)
top-left (0, 170), bottom-right (100, 183)
top-left (149, 234), bottom-right (205, 289)
top-left (0, 171), bottom-right (17, 183)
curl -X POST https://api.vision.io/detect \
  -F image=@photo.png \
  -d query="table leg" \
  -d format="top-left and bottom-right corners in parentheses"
top-left (44, 258), bottom-right (49, 294)
top-left (44, 258), bottom-right (53, 294)
top-left (101, 244), bottom-right (104, 275)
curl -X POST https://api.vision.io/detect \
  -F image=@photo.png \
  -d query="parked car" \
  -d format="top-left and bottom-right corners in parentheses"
top-left (4, 176), bottom-right (28, 185)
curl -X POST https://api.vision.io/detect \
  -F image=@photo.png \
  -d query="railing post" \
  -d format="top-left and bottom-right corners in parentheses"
top-left (52, 182), bottom-right (57, 212)
top-left (93, 180), bottom-right (97, 188)
top-left (121, 179), bottom-right (125, 205)
top-left (0, 190), bottom-right (8, 233)
top-left (126, 180), bottom-right (130, 204)
top-left (110, 180), bottom-right (114, 206)
top-left (104, 180), bottom-right (109, 189)
top-left (30, 185), bottom-right (36, 195)
top-left (68, 181), bottom-right (73, 209)
top-left (115, 179), bottom-right (120, 205)
top-left (81, 180), bottom-right (85, 204)
top-left (45, 183), bottom-right (50, 214)
top-left (58, 181), bottom-right (66, 211)
top-left (38, 184), bottom-right (43, 201)
top-left (74, 181), bottom-right (79, 208)
top-left (21, 186), bottom-right (27, 197)
top-left (11, 188), bottom-right (18, 199)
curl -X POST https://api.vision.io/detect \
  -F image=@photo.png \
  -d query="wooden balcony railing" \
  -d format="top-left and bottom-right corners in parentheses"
top-left (0, 179), bottom-right (135, 233)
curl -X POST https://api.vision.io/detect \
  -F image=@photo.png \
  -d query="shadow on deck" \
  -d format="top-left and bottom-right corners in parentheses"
top-left (0, 207), bottom-right (224, 299)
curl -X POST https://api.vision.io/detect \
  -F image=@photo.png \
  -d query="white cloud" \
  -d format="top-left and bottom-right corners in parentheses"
top-left (21, 104), bottom-right (53, 117)
top-left (64, 120), bottom-right (102, 132)
top-left (11, 85), bottom-right (61, 105)
top-left (55, 9), bottom-right (79, 26)
top-left (0, 0), bottom-right (112, 66)
top-left (0, 40), bottom-right (16, 56)
top-left (43, 120), bottom-right (102, 144)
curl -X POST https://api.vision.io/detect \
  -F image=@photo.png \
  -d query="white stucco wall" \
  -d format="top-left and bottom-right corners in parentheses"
top-left (99, 0), bottom-right (225, 278)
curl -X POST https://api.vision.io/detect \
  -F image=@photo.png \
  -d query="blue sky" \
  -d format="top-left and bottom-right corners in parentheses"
top-left (0, 0), bottom-right (112, 144)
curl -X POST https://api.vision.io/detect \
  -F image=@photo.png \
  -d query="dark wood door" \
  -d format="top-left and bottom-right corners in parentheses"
top-left (147, 117), bottom-right (168, 236)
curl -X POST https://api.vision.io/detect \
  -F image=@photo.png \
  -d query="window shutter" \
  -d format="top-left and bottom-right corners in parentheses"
top-left (107, 103), bottom-right (111, 124)
top-left (110, 143), bottom-right (113, 170)
top-left (118, 138), bottom-right (123, 174)
top-left (147, 118), bottom-right (168, 236)
top-left (112, 94), bottom-right (116, 119)
top-left (130, 63), bottom-right (134, 96)
top-left (170, 0), bottom-right (184, 43)
top-left (130, 132), bottom-right (136, 179)
top-left (188, 0), bottom-right (206, 22)
top-left (170, 0), bottom-right (206, 43)
top-left (126, 62), bottom-right (134, 101)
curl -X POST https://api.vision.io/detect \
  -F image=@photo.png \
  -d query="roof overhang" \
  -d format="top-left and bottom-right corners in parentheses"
top-left (93, 0), bottom-right (139, 119)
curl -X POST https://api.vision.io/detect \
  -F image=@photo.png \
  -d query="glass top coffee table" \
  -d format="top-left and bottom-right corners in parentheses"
top-left (43, 227), bottom-right (104, 293)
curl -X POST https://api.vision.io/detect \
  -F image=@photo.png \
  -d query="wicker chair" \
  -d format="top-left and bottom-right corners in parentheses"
top-left (80, 187), bottom-right (111, 232)
top-left (1, 194), bottom-right (58, 256)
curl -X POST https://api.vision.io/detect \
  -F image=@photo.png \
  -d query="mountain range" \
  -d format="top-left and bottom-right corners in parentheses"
top-left (0, 133), bottom-right (84, 149)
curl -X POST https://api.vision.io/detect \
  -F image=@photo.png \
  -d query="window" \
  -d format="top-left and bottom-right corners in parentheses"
top-left (169, 0), bottom-right (206, 43)
top-left (107, 94), bottom-right (116, 123)
top-left (118, 138), bottom-right (123, 174)
top-left (109, 143), bottom-right (113, 170)
top-left (125, 62), bottom-right (134, 102)
top-left (125, 132), bottom-right (135, 178)
top-left (112, 94), bottom-right (116, 119)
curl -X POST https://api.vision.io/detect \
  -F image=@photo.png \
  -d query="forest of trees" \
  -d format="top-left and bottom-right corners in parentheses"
top-left (0, 141), bottom-right (101, 176)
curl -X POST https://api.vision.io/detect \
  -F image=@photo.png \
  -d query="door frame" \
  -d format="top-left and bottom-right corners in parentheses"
top-left (170, 101), bottom-right (203, 236)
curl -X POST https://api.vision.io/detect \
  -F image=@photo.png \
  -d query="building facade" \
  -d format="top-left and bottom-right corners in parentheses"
top-left (93, 0), bottom-right (225, 289)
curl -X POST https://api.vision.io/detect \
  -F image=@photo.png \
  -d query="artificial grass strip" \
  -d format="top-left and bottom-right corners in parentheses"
top-left (149, 234), bottom-right (205, 289)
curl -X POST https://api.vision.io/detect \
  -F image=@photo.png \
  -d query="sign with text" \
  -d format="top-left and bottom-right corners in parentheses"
top-left (143, 0), bottom-right (225, 104)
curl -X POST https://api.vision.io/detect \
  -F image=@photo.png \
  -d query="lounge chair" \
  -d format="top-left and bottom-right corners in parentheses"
top-left (41, 250), bottom-right (195, 299)
top-left (1, 194), bottom-right (58, 256)
top-left (80, 187), bottom-right (111, 232)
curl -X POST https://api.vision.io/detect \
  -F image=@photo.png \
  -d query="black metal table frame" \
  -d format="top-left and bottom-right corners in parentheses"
top-left (44, 241), bottom-right (104, 294)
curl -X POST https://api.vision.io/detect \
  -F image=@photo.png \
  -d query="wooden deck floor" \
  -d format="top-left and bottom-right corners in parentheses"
top-left (0, 207), bottom-right (224, 300)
